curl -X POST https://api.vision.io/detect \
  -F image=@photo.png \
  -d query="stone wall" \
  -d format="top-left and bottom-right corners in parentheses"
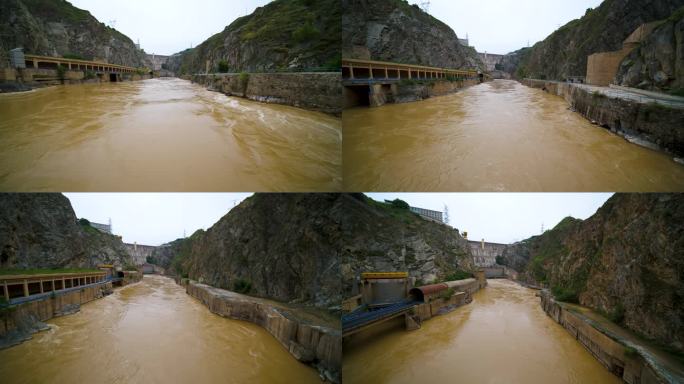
top-left (469, 240), bottom-right (508, 267)
top-left (189, 72), bottom-right (342, 115)
top-left (587, 47), bottom-right (635, 86)
top-left (521, 79), bottom-right (684, 157)
top-left (186, 282), bottom-right (341, 383)
top-left (123, 243), bottom-right (157, 265)
top-left (0, 282), bottom-right (113, 349)
top-left (0, 68), bottom-right (151, 93)
top-left (540, 291), bottom-right (671, 384)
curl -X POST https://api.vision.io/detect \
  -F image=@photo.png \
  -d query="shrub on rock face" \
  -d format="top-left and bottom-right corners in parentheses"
top-left (233, 279), bottom-right (252, 294)
top-left (218, 60), bottom-right (230, 73)
top-left (390, 199), bottom-right (410, 210)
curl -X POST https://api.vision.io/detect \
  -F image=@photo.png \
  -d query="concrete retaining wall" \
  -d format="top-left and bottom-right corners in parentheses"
top-left (189, 72), bottom-right (342, 115)
top-left (540, 291), bottom-right (669, 384)
top-left (186, 282), bottom-right (341, 383)
top-left (0, 282), bottom-right (113, 349)
top-left (522, 79), bottom-right (684, 157)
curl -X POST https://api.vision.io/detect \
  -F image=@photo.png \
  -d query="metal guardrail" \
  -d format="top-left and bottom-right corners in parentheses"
top-left (1, 277), bottom-right (119, 307)
top-left (342, 299), bottom-right (418, 334)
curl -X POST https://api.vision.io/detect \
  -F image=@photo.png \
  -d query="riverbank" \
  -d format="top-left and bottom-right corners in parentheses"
top-left (185, 281), bottom-right (341, 383)
top-left (343, 279), bottom-right (619, 383)
top-left (344, 78), bottom-right (481, 108)
top-left (0, 67), bottom-right (152, 93)
top-left (0, 271), bottom-right (142, 349)
top-left (521, 79), bottom-right (684, 159)
top-left (540, 290), bottom-right (684, 383)
top-left (187, 72), bottom-right (342, 115)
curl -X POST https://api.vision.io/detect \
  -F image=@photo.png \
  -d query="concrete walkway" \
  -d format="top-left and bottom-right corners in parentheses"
top-left (563, 302), bottom-right (684, 383)
top-left (574, 83), bottom-right (684, 108)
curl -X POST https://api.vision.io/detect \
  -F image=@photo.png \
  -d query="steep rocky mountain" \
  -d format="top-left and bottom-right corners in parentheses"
top-left (0, 0), bottom-right (145, 67)
top-left (167, 194), bottom-right (341, 310)
top-left (168, 0), bottom-right (341, 75)
top-left (342, 0), bottom-right (483, 70)
top-left (0, 194), bottom-right (133, 269)
top-left (341, 194), bottom-right (475, 297)
top-left (615, 6), bottom-right (684, 94)
top-left (511, 0), bottom-right (684, 80)
top-left (501, 194), bottom-right (684, 352)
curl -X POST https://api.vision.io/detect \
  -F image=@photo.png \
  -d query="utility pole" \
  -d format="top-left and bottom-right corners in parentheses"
top-left (541, 222), bottom-right (544, 233)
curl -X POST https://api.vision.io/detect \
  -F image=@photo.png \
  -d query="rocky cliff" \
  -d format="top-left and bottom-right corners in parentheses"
top-left (168, 0), bottom-right (340, 75)
top-left (501, 194), bottom-right (684, 352)
top-left (342, 0), bottom-right (482, 70)
top-left (511, 0), bottom-right (684, 80)
top-left (169, 194), bottom-right (341, 310)
top-left (0, 0), bottom-right (145, 67)
top-left (341, 194), bottom-right (475, 297)
top-left (615, 6), bottom-right (684, 94)
top-left (0, 194), bottom-right (133, 269)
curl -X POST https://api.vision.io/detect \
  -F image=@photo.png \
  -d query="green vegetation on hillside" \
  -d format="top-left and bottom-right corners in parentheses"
top-left (173, 0), bottom-right (340, 74)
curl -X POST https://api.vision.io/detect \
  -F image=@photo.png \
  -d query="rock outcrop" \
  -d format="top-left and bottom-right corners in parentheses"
top-left (0, 0), bottom-right (145, 67)
top-left (616, 6), bottom-right (684, 93)
top-left (342, 0), bottom-right (483, 70)
top-left (501, 194), bottom-right (684, 352)
top-left (167, 194), bottom-right (342, 310)
top-left (168, 0), bottom-right (341, 75)
top-left (341, 194), bottom-right (475, 297)
top-left (509, 0), bottom-right (684, 80)
top-left (0, 194), bottom-right (133, 269)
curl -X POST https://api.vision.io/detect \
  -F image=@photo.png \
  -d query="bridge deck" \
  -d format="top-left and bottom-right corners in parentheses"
top-left (23, 54), bottom-right (138, 73)
top-left (342, 58), bottom-right (478, 82)
top-left (342, 299), bottom-right (418, 336)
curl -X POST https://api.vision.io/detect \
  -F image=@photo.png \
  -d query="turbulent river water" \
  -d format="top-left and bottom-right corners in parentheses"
top-left (0, 275), bottom-right (319, 384)
top-left (343, 279), bottom-right (620, 384)
top-left (343, 80), bottom-right (684, 191)
top-left (0, 78), bottom-right (341, 191)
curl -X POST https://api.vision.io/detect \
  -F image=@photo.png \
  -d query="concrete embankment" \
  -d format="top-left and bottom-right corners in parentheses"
top-left (186, 281), bottom-right (341, 383)
top-left (521, 79), bottom-right (684, 158)
top-left (0, 282), bottom-right (113, 349)
top-left (187, 72), bottom-right (342, 115)
top-left (540, 290), bottom-right (684, 383)
top-left (0, 67), bottom-right (152, 93)
top-left (345, 78), bottom-right (481, 108)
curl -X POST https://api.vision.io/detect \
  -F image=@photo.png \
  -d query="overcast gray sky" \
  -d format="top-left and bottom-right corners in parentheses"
top-left (410, 0), bottom-right (603, 54)
top-left (65, 193), bottom-right (252, 246)
top-left (69, 0), bottom-right (270, 55)
top-left (367, 193), bottom-right (612, 244)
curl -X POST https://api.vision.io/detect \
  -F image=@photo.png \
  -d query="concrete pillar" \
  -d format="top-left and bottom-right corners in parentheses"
top-left (3, 281), bottom-right (8, 301)
top-left (408, 70), bottom-right (412, 79)
top-left (349, 66), bottom-right (354, 79)
top-left (23, 280), bottom-right (29, 297)
top-left (33, 60), bottom-right (38, 69)
top-left (68, 63), bottom-right (71, 70)
top-left (62, 277), bottom-right (66, 290)
top-left (369, 65), bottom-right (373, 79)
top-left (40, 280), bottom-right (44, 294)
top-left (51, 279), bottom-right (55, 292)
top-left (384, 68), bottom-right (388, 79)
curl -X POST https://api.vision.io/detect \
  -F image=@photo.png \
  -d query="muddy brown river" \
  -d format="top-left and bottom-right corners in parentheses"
top-left (343, 279), bottom-right (620, 384)
top-left (343, 80), bottom-right (684, 191)
top-left (0, 275), bottom-right (319, 383)
top-left (0, 79), bottom-right (341, 191)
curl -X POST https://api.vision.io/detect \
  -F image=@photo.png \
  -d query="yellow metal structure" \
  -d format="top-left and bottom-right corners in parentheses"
top-left (361, 272), bottom-right (409, 279)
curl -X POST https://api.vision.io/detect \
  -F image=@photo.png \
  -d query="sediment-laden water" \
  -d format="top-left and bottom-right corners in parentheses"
top-left (0, 275), bottom-right (319, 383)
top-left (0, 79), bottom-right (341, 191)
top-left (342, 279), bottom-right (620, 383)
top-left (343, 80), bottom-right (684, 191)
